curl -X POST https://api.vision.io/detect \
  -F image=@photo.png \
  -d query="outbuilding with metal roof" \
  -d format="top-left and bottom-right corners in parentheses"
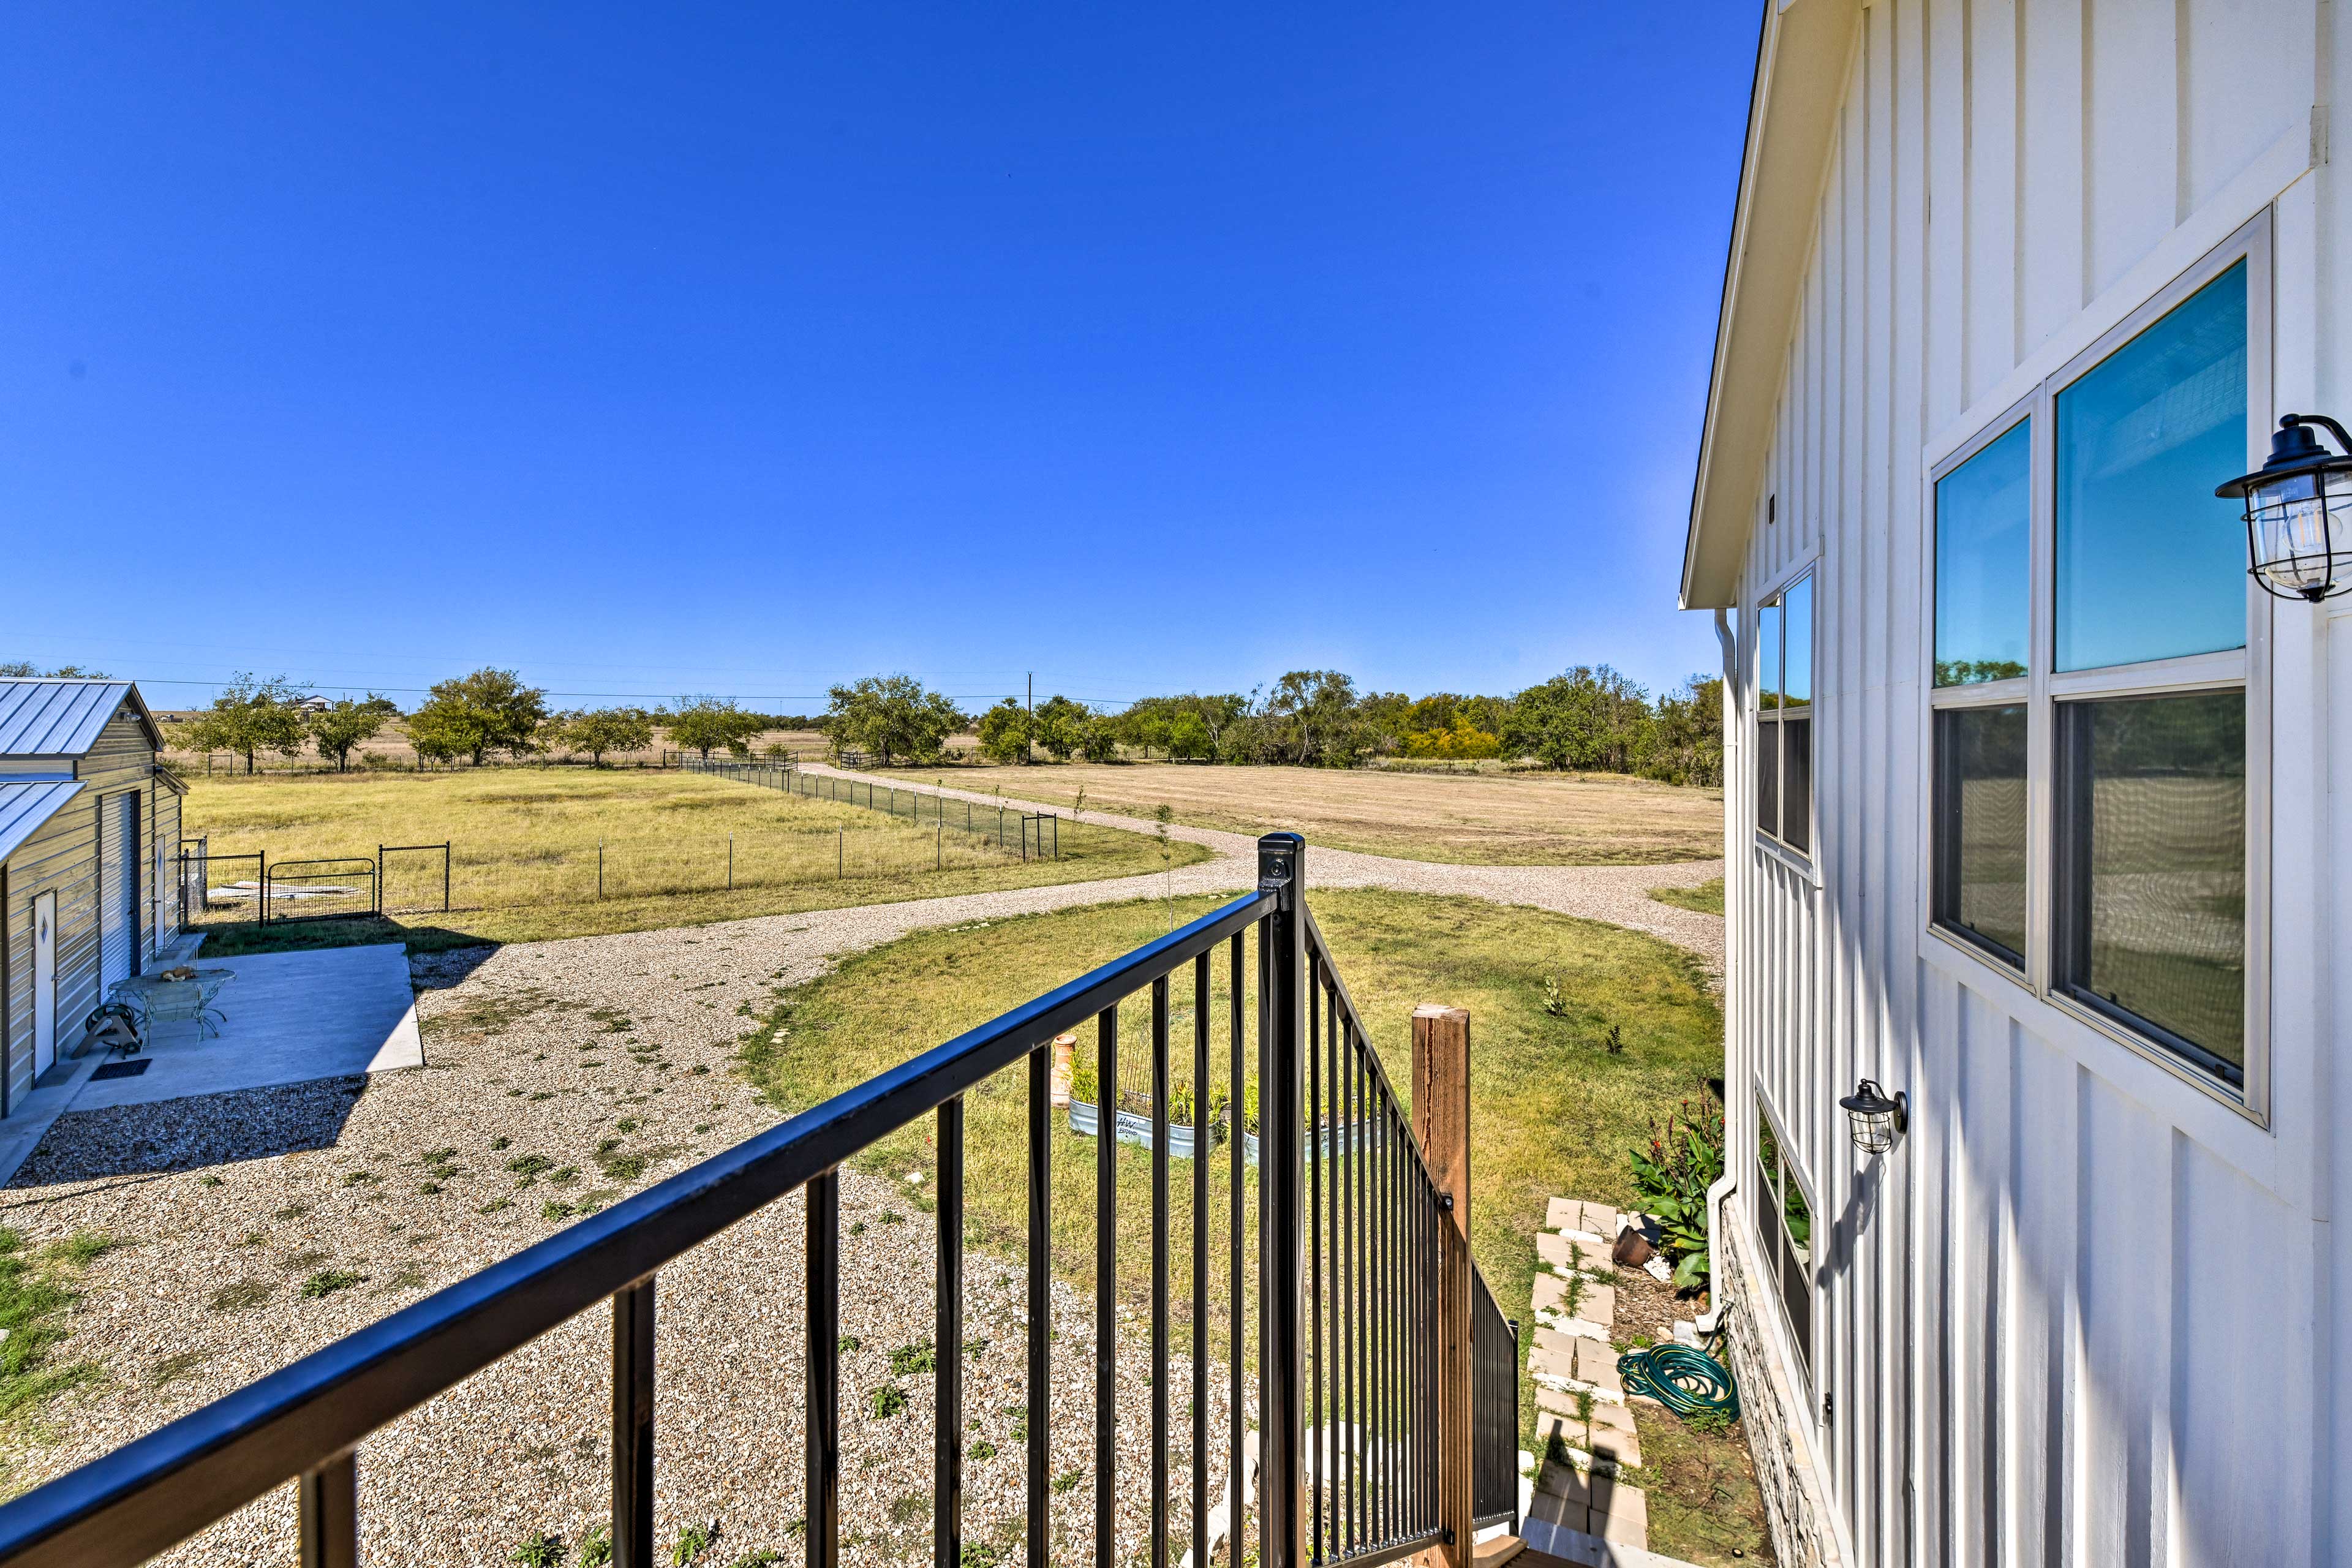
top-left (0, 680), bottom-right (183, 1114)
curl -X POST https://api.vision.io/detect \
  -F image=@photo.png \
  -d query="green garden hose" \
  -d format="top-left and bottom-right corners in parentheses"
top-left (1616, 1343), bottom-right (1739, 1421)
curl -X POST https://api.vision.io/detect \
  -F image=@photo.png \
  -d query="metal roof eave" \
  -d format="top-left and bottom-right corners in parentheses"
top-left (1679, 0), bottom-right (1861, 611)
top-left (0, 779), bottom-right (87, 865)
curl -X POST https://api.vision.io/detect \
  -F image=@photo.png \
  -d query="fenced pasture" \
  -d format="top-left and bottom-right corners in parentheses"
top-left (178, 769), bottom-right (1208, 949)
top-left (869, 757), bottom-right (1725, 866)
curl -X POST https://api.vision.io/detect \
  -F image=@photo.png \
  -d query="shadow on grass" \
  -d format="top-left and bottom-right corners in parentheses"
top-left (189, 916), bottom-right (492, 960)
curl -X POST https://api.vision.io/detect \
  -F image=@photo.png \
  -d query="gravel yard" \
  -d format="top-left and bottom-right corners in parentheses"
top-left (1, 914), bottom-right (1247, 1567)
top-left (0, 778), bottom-right (1722, 1564)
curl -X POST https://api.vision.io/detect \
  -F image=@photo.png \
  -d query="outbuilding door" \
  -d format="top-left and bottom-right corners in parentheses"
top-left (99, 791), bottom-right (138, 985)
top-left (32, 891), bottom-right (56, 1078)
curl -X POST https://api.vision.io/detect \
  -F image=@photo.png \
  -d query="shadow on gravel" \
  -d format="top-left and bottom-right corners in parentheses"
top-left (3, 1075), bottom-right (370, 1189)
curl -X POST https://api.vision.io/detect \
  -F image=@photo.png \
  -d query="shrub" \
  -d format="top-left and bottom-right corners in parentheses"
top-left (1628, 1096), bottom-right (1725, 1291)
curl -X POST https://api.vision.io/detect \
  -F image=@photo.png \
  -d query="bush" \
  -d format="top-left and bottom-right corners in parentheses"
top-left (1628, 1096), bottom-right (1725, 1291)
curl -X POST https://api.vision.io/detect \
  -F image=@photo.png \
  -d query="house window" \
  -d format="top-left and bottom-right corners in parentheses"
top-left (1755, 573), bottom-right (1812, 854)
top-left (1752, 1094), bottom-right (1814, 1384)
top-left (1926, 224), bottom-right (2261, 1104)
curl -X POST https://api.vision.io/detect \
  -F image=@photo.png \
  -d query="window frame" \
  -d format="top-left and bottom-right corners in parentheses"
top-left (1749, 1088), bottom-right (1817, 1397)
top-left (1752, 562), bottom-right (1819, 866)
top-left (1920, 213), bottom-right (2274, 1124)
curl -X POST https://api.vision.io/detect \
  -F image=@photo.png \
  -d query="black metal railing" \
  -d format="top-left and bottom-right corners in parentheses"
top-left (1470, 1265), bottom-right (1520, 1531)
top-left (0, 834), bottom-right (1513, 1568)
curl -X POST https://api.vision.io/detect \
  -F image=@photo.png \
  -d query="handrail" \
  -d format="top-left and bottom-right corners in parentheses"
top-left (0, 889), bottom-right (1274, 1568)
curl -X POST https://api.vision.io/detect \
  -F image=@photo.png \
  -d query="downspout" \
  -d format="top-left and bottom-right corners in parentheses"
top-left (1697, 608), bottom-right (1741, 1336)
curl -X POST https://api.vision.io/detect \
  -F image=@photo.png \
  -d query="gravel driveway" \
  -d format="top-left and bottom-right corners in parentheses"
top-left (0, 769), bottom-right (1720, 1562)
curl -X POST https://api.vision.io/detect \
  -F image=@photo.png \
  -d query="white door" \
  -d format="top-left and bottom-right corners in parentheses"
top-left (99, 792), bottom-right (137, 984)
top-left (32, 891), bottom-right (56, 1078)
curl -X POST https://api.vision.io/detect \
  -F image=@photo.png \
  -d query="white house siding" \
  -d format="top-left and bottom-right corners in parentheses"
top-left (1723, 2), bottom-right (2345, 1564)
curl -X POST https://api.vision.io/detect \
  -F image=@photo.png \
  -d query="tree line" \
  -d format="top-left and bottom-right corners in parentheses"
top-left (138, 659), bottom-right (1724, 788)
top-left (832, 666), bottom-right (1725, 785)
top-left (165, 670), bottom-right (821, 772)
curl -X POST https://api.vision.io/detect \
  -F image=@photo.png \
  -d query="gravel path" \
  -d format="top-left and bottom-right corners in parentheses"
top-left (0, 767), bottom-right (1720, 1562)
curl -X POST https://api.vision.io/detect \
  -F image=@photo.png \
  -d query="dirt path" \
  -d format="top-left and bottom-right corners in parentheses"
top-left (793, 762), bottom-right (1727, 974)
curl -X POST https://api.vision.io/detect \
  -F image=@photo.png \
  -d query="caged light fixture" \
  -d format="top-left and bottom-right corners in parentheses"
top-left (2215, 414), bottom-right (2352, 601)
top-left (1838, 1078), bottom-right (1908, 1156)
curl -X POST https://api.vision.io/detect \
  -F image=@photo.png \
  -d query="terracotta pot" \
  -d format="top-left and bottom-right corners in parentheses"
top-left (1050, 1033), bottom-right (1077, 1109)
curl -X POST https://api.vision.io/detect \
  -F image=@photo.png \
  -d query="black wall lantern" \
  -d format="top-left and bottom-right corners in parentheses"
top-left (1839, 1079), bottom-right (1907, 1155)
top-left (2216, 414), bottom-right (2352, 601)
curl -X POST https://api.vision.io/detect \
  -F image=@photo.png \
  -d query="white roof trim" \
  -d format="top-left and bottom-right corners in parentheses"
top-left (1680, 0), bottom-right (1861, 611)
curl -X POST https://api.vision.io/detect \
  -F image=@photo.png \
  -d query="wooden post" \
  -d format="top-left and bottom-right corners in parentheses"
top-left (1411, 1004), bottom-right (1472, 1568)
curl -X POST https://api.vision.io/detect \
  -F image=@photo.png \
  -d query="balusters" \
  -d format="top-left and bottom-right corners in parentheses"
top-left (612, 1277), bottom-right (655, 1568)
top-left (1227, 932), bottom-right (1246, 1568)
top-left (1027, 1045), bottom-right (1050, 1568)
top-left (1190, 951), bottom-right (1210, 1568)
top-left (935, 1098), bottom-right (964, 1568)
top-left (295, 1450), bottom-right (356, 1568)
top-left (1150, 976), bottom-right (1170, 1568)
top-left (805, 1174), bottom-right (840, 1568)
top-left (1095, 1005), bottom-right (1118, 1565)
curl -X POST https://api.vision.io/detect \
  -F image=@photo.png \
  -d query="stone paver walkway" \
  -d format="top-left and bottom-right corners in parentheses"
top-left (792, 763), bottom-right (1726, 974)
top-left (1517, 1196), bottom-right (1706, 1567)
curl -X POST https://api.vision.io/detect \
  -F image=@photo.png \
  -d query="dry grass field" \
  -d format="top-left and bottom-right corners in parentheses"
top-left (179, 769), bottom-right (1207, 950)
top-left (872, 758), bottom-right (1724, 866)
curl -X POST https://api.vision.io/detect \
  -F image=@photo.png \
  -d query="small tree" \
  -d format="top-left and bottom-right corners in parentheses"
top-left (1032, 695), bottom-right (1090, 763)
top-left (178, 673), bottom-right (307, 773)
top-left (1168, 711), bottom-right (1212, 761)
top-left (307, 695), bottom-right (396, 772)
top-left (1079, 718), bottom-right (1119, 763)
top-left (409, 669), bottom-right (549, 766)
top-left (567, 707), bottom-right (656, 766)
top-left (976, 699), bottom-right (1031, 763)
top-left (825, 676), bottom-right (964, 767)
top-left (667, 696), bottom-right (765, 761)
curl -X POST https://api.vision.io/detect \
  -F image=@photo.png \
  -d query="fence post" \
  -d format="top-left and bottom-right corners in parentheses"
top-left (1411, 1003), bottom-right (1474, 1568)
top-left (442, 843), bottom-right (451, 913)
top-left (1256, 832), bottom-right (1307, 1568)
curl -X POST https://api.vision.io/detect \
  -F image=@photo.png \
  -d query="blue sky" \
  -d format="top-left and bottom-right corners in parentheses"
top-left (2, 4), bottom-right (1756, 714)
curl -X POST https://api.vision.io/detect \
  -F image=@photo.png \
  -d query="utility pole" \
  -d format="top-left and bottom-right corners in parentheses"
top-left (1026, 673), bottom-right (1034, 766)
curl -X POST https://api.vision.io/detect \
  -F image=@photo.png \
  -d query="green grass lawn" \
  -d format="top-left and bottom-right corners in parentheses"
top-left (180, 769), bottom-right (1210, 952)
top-left (1649, 876), bottom-right (1725, 916)
top-left (735, 886), bottom-right (1725, 1493)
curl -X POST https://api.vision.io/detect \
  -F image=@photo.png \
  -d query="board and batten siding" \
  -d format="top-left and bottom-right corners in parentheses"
top-left (1722, 1), bottom-right (2346, 1564)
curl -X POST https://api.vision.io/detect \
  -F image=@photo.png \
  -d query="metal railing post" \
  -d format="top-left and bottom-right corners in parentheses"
top-left (611, 1278), bottom-right (656, 1568)
top-left (295, 1451), bottom-right (356, 1568)
top-left (1257, 832), bottom-right (1307, 1568)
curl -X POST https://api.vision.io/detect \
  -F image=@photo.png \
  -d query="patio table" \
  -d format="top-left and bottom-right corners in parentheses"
top-left (108, 968), bottom-right (236, 1042)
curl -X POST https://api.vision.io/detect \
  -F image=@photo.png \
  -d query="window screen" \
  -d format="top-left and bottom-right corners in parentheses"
top-left (1756, 576), bottom-right (1812, 853)
top-left (2055, 690), bottom-right (2247, 1083)
top-left (1932, 704), bottom-right (2029, 965)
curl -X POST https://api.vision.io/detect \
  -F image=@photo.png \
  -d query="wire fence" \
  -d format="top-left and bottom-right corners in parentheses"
top-left (682, 756), bottom-right (1061, 861)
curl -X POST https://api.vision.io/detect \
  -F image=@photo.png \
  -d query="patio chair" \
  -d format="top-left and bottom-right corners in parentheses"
top-left (142, 979), bottom-right (228, 1040)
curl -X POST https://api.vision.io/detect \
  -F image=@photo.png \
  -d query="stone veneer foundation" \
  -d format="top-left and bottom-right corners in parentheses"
top-left (1719, 1196), bottom-right (1845, 1568)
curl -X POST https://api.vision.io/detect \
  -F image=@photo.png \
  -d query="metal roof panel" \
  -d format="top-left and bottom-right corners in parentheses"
top-left (0, 680), bottom-right (151, 756)
top-left (0, 778), bottom-right (86, 864)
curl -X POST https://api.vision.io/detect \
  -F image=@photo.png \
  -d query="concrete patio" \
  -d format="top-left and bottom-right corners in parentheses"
top-left (0, 943), bottom-right (423, 1185)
